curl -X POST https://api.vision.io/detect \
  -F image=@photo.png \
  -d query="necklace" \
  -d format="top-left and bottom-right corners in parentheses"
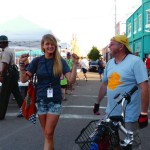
top-left (114, 54), bottom-right (127, 64)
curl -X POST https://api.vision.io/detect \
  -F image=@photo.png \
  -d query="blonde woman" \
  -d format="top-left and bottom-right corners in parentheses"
top-left (19, 34), bottom-right (79, 150)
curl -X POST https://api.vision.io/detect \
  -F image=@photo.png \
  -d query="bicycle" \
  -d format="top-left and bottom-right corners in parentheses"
top-left (75, 86), bottom-right (138, 150)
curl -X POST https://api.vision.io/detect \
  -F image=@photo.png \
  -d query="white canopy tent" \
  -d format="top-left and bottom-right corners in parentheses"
top-left (0, 16), bottom-right (57, 49)
top-left (0, 16), bottom-right (62, 65)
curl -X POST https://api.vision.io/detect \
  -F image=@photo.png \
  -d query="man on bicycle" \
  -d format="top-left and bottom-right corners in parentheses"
top-left (93, 35), bottom-right (149, 150)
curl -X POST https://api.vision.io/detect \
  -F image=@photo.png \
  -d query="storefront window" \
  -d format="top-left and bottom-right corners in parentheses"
top-left (127, 23), bottom-right (131, 37)
top-left (145, 9), bottom-right (150, 28)
top-left (138, 14), bottom-right (142, 31)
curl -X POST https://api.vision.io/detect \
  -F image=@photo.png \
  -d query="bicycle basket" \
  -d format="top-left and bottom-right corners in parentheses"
top-left (75, 120), bottom-right (99, 150)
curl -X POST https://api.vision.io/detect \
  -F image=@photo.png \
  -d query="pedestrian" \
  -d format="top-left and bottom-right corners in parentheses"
top-left (97, 57), bottom-right (105, 80)
top-left (80, 57), bottom-right (89, 81)
top-left (0, 35), bottom-right (24, 120)
top-left (66, 52), bottom-right (74, 94)
top-left (66, 52), bottom-right (73, 70)
top-left (19, 34), bottom-right (79, 150)
top-left (145, 56), bottom-right (150, 77)
top-left (93, 35), bottom-right (149, 150)
top-left (60, 75), bottom-right (68, 101)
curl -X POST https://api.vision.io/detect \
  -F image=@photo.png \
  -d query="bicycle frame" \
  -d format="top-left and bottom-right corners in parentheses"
top-left (91, 86), bottom-right (138, 150)
top-left (75, 86), bottom-right (138, 150)
top-left (99, 117), bottom-right (134, 149)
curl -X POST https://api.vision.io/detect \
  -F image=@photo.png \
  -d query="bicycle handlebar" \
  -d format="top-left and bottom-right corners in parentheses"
top-left (116, 85), bottom-right (138, 104)
top-left (127, 86), bottom-right (138, 96)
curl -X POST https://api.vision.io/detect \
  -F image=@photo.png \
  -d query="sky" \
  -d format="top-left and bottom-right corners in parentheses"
top-left (0, 0), bottom-right (141, 55)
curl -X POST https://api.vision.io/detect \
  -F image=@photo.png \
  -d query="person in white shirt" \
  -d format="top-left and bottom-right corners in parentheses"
top-left (80, 57), bottom-right (89, 81)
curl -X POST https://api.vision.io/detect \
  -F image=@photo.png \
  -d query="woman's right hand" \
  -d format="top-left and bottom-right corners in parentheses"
top-left (19, 54), bottom-right (30, 83)
top-left (72, 53), bottom-right (79, 65)
top-left (19, 54), bottom-right (29, 70)
top-left (19, 53), bottom-right (29, 64)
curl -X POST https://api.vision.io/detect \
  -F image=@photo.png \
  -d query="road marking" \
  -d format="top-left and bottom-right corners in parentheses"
top-left (72, 94), bottom-right (98, 98)
top-left (62, 105), bottom-right (150, 113)
top-left (5, 112), bottom-right (150, 123)
top-left (6, 105), bottom-right (150, 113)
top-left (72, 94), bottom-right (107, 98)
top-left (5, 113), bottom-right (100, 120)
top-left (62, 105), bottom-right (106, 109)
top-left (6, 105), bottom-right (150, 122)
top-left (60, 114), bottom-right (100, 119)
top-left (6, 112), bottom-right (19, 116)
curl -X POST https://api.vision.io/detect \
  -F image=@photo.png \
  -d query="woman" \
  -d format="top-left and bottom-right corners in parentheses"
top-left (19, 34), bottom-right (79, 150)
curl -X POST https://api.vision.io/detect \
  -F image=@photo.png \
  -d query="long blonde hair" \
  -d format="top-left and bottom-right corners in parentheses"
top-left (41, 34), bottom-right (62, 76)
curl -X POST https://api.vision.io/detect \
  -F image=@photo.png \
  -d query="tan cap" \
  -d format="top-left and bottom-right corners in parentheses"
top-left (111, 35), bottom-right (132, 52)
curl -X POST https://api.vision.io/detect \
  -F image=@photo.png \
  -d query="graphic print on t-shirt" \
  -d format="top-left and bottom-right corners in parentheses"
top-left (108, 72), bottom-right (123, 90)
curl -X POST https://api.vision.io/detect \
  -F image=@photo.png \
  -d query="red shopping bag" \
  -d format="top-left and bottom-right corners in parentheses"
top-left (21, 81), bottom-right (36, 124)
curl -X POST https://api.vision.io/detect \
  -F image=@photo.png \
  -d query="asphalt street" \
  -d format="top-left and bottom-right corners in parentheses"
top-left (0, 72), bottom-right (150, 150)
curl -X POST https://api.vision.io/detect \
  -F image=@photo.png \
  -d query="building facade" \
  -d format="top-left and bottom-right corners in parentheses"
top-left (126, 0), bottom-right (150, 59)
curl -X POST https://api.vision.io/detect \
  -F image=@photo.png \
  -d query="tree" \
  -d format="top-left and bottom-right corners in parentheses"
top-left (87, 46), bottom-right (102, 60)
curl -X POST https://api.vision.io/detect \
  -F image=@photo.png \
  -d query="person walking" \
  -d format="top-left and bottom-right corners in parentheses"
top-left (66, 52), bottom-right (73, 70)
top-left (60, 75), bottom-right (68, 101)
top-left (97, 57), bottom-right (105, 80)
top-left (19, 34), bottom-right (79, 150)
top-left (0, 35), bottom-right (24, 120)
top-left (80, 57), bottom-right (89, 81)
top-left (93, 35), bottom-right (149, 150)
top-left (66, 52), bottom-right (74, 94)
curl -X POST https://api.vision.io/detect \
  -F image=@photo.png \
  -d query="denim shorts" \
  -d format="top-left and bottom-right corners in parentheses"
top-left (36, 99), bottom-right (62, 115)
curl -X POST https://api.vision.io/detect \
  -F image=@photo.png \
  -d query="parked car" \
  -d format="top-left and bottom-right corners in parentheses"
top-left (89, 60), bottom-right (98, 72)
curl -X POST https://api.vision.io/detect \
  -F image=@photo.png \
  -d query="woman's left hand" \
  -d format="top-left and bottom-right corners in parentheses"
top-left (72, 53), bottom-right (79, 64)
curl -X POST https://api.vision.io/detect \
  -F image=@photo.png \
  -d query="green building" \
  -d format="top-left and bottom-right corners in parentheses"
top-left (126, 0), bottom-right (150, 59)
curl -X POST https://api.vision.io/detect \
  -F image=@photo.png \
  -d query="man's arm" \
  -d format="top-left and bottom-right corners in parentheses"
top-left (93, 82), bottom-right (107, 115)
top-left (139, 81), bottom-right (149, 113)
top-left (138, 81), bottom-right (149, 129)
top-left (97, 82), bottom-right (107, 104)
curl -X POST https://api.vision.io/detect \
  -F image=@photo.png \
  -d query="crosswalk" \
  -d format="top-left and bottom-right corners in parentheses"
top-left (6, 105), bottom-right (150, 123)
top-left (6, 105), bottom-right (105, 118)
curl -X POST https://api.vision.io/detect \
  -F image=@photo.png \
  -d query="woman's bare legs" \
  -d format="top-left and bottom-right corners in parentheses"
top-left (39, 114), bottom-right (60, 150)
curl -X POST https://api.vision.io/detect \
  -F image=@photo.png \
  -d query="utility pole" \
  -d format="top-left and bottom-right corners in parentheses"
top-left (114, 0), bottom-right (117, 35)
